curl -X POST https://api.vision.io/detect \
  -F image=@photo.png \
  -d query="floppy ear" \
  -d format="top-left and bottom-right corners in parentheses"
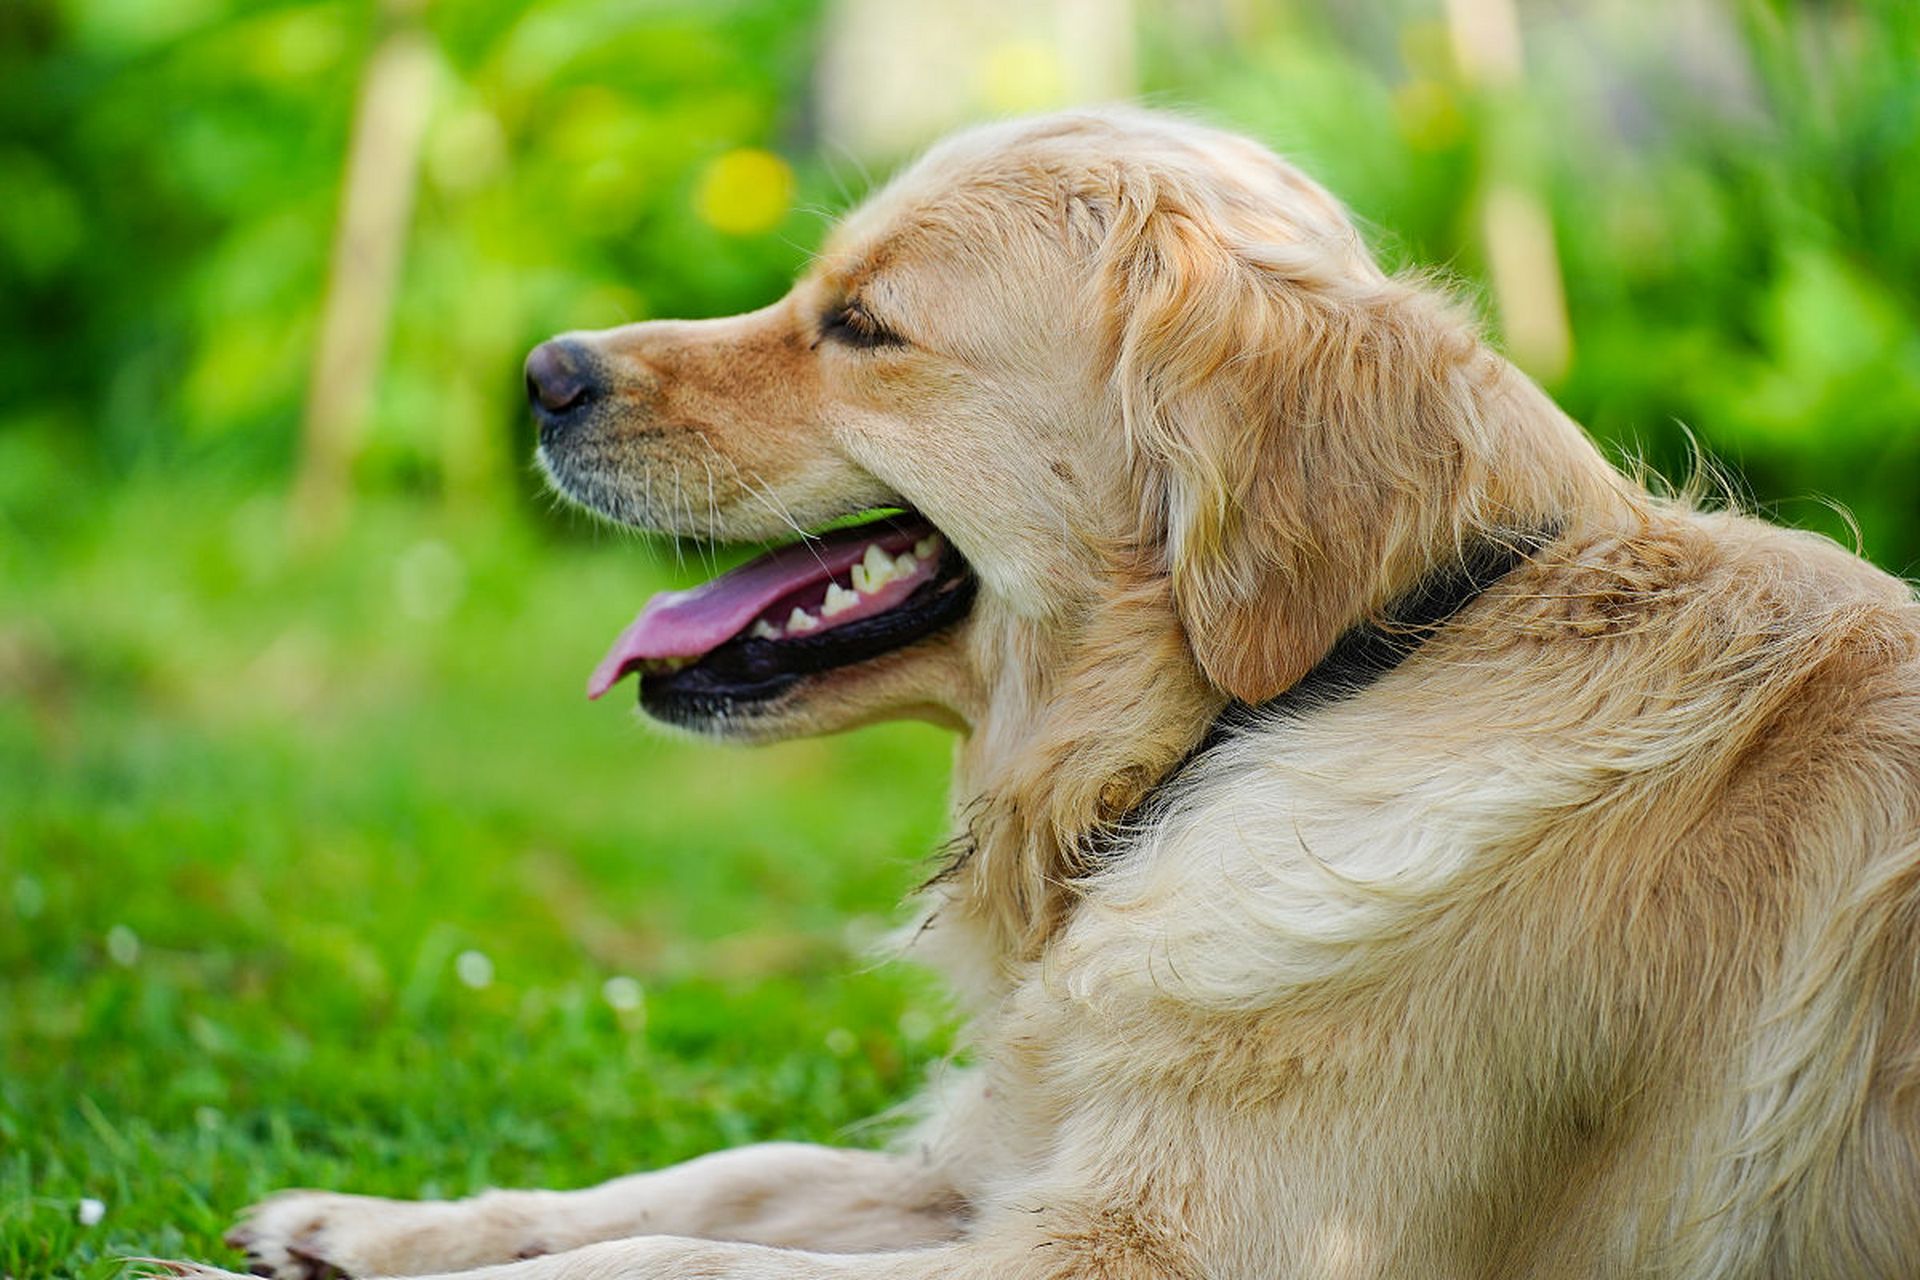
top-left (1107, 191), bottom-right (1496, 703)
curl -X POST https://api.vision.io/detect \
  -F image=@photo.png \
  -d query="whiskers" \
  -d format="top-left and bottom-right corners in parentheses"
top-left (686, 432), bottom-right (835, 577)
top-left (537, 426), bottom-right (830, 581)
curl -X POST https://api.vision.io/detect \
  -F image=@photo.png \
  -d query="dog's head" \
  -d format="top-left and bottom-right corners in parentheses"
top-left (532, 110), bottom-right (1602, 747)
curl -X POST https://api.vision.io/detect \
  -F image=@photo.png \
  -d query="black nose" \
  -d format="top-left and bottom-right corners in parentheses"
top-left (524, 340), bottom-right (598, 421)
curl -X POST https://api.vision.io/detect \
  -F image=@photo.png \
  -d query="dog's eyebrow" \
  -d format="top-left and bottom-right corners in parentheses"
top-left (817, 233), bottom-right (902, 291)
top-left (815, 266), bottom-right (909, 326)
top-left (852, 272), bottom-right (906, 314)
top-left (819, 267), bottom-right (880, 303)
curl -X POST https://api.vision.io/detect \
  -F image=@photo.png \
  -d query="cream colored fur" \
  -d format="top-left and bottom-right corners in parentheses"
top-left (177, 110), bottom-right (1920, 1280)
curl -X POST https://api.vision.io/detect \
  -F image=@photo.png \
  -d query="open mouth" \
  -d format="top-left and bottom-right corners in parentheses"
top-left (589, 511), bottom-right (977, 720)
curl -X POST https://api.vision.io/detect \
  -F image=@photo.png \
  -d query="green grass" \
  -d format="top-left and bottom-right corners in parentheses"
top-left (0, 468), bottom-right (959, 1277)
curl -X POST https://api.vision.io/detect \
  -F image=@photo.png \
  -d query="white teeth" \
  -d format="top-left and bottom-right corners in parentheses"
top-left (851, 542), bottom-right (898, 594)
top-left (821, 582), bottom-right (859, 617)
top-left (894, 552), bottom-right (917, 577)
top-left (786, 607), bottom-right (820, 632)
top-left (914, 535), bottom-right (941, 560)
top-left (750, 619), bottom-right (781, 641)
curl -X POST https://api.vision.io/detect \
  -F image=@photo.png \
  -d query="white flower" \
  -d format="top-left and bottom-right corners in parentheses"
top-left (12, 875), bottom-right (44, 919)
top-left (601, 976), bottom-right (643, 1012)
top-left (76, 1198), bottom-right (105, 1226)
top-left (394, 540), bottom-right (466, 622)
top-left (106, 925), bottom-right (139, 967)
top-left (454, 950), bottom-right (493, 989)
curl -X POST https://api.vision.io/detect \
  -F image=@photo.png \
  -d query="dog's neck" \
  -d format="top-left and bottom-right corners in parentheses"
top-left (929, 569), bottom-right (1220, 970)
top-left (1083, 528), bottom-right (1557, 860)
top-left (925, 531), bottom-right (1555, 981)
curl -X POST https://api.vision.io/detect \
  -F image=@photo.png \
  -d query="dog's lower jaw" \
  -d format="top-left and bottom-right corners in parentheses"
top-left (632, 626), bottom-right (980, 744)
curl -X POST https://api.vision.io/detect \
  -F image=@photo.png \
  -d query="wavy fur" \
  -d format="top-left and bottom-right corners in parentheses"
top-left (205, 109), bottom-right (1920, 1280)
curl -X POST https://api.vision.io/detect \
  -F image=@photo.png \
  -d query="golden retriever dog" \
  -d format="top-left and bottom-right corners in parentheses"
top-left (173, 109), bottom-right (1920, 1280)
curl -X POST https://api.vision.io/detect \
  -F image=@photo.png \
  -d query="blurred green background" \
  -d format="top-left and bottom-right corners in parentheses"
top-left (2, 0), bottom-right (1916, 1272)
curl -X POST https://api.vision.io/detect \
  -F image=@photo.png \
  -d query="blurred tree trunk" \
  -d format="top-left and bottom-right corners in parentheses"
top-left (1446, 0), bottom-right (1571, 381)
top-left (291, 0), bottom-right (436, 541)
top-left (816, 0), bottom-right (1134, 161)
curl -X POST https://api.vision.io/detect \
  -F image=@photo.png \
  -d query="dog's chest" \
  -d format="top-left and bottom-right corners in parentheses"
top-left (1053, 713), bottom-right (1540, 1008)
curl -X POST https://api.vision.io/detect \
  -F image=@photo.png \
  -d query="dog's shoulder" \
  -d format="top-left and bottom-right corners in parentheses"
top-left (1052, 508), bottom-right (1920, 1008)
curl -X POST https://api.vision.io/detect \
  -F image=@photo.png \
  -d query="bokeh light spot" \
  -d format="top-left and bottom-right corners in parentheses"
top-left (978, 39), bottom-right (1065, 114)
top-left (1392, 79), bottom-right (1464, 151)
top-left (693, 148), bottom-right (795, 236)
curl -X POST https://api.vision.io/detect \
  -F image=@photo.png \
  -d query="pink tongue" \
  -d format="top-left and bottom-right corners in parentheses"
top-left (588, 517), bottom-right (932, 699)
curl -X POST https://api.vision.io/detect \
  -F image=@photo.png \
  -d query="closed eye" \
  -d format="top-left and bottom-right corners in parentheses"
top-left (816, 301), bottom-right (907, 351)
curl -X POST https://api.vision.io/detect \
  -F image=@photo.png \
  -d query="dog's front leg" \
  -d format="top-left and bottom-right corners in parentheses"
top-left (166, 1218), bottom-right (1184, 1280)
top-left (227, 1143), bottom-right (966, 1278)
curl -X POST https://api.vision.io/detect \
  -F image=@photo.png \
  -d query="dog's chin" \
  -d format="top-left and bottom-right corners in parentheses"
top-left (636, 635), bottom-right (974, 743)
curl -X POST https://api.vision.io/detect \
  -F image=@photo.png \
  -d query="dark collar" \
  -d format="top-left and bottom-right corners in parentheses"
top-left (1086, 529), bottom-right (1555, 859)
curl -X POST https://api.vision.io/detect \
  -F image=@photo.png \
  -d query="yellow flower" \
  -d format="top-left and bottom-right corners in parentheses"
top-left (694, 148), bottom-right (795, 236)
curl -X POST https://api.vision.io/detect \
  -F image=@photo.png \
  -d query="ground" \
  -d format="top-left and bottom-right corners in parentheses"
top-left (0, 472), bottom-right (955, 1277)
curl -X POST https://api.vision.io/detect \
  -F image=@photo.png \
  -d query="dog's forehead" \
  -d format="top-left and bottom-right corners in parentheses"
top-left (820, 114), bottom-right (1361, 276)
top-left (813, 181), bottom-right (1047, 305)
top-left (814, 199), bottom-right (909, 288)
top-left (818, 117), bottom-right (1153, 269)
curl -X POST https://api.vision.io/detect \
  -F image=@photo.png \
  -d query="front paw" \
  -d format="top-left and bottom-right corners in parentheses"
top-left (224, 1190), bottom-right (474, 1279)
top-left (129, 1261), bottom-right (256, 1280)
